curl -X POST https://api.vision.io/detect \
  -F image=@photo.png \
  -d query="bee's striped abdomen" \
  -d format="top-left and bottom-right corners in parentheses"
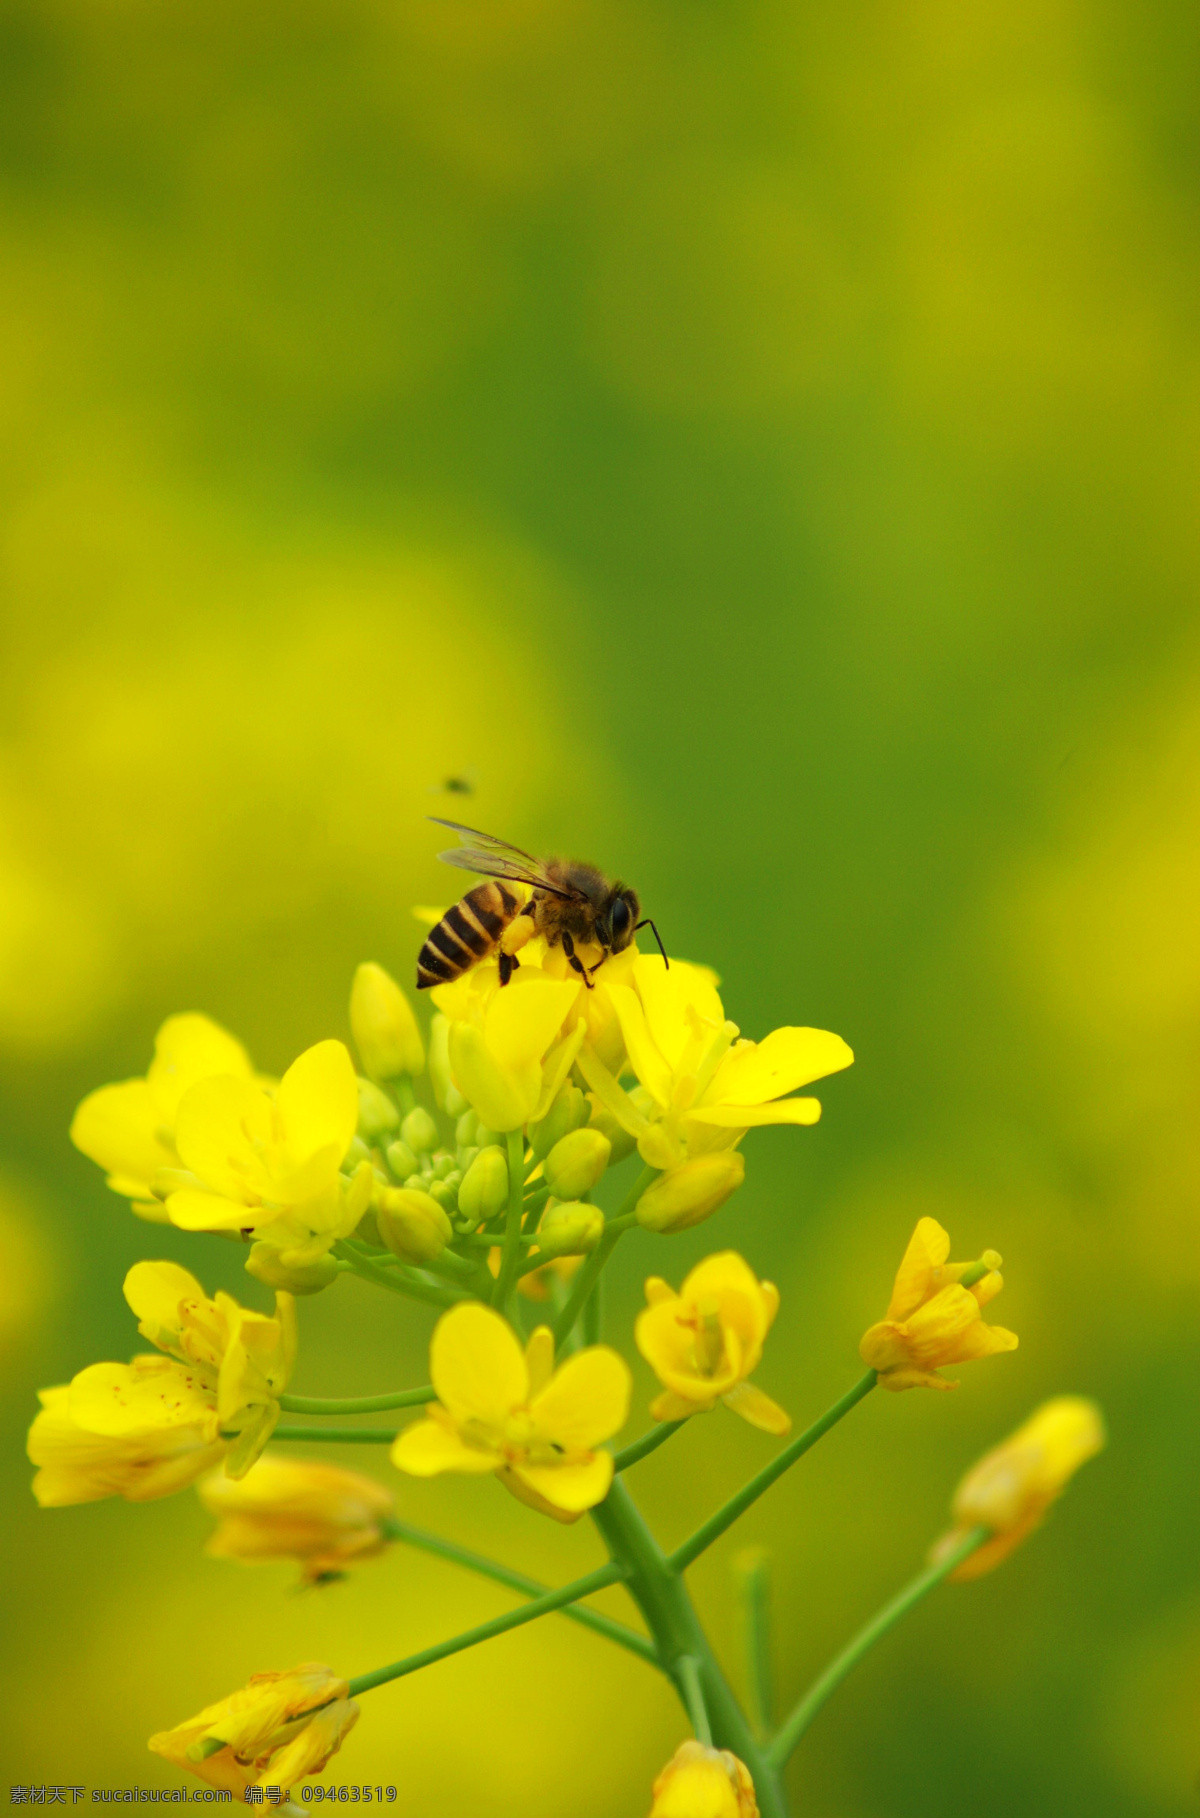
top-left (416, 881), bottom-right (523, 989)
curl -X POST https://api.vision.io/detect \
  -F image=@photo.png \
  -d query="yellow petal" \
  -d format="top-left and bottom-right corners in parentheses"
top-left (644, 1277), bottom-right (676, 1307)
top-left (276, 1040), bottom-right (359, 1170)
top-left (174, 1075), bottom-right (276, 1201)
top-left (706, 1026), bottom-right (853, 1107)
top-left (885, 1217), bottom-right (951, 1322)
top-left (448, 1021), bottom-right (538, 1132)
top-left (634, 957), bottom-right (725, 1072)
top-left (721, 1382), bottom-right (791, 1436)
top-left (608, 987), bottom-right (674, 1110)
top-left (530, 1346), bottom-right (631, 1451)
top-left (123, 1260), bottom-right (207, 1341)
top-left (524, 1326), bottom-right (556, 1397)
top-left (147, 1013), bottom-right (253, 1121)
top-left (70, 1080), bottom-right (170, 1197)
top-left (512, 1450), bottom-right (614, 1513)
top-left (68, 1359), bottom-right (216, 1437)
top-left (686, 1098), bottom-right (822, 1128)
top-left (483, 972), bottom-right (582, 1072)
top-left (390, 1418), bottom-right (501, 1476)
top-left (429, 1302), bottom-right (528, 1429)
top-left (529, 1024), bottom-right (586, 1125)
top-left (166, 1188), bottom-right (264, 1232)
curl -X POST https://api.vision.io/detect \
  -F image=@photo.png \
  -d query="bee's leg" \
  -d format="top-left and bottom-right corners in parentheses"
top-left (496, 913), bottom-right (537, 987)
top-left (561, 931), bottom-right (595, 990)
top-left (587, 951), bottom-right (610, 978)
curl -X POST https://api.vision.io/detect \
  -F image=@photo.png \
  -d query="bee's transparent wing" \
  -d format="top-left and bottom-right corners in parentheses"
top-left (428, 818), bottom-right (574, 898)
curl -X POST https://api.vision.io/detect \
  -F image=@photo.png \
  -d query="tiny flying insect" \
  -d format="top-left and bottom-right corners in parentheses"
top-left (415, 819), bottom-right (668, 991)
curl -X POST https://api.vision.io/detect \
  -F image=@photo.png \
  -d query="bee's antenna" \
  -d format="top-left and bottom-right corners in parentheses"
top-left (635, 919), bottom-right (669, 969)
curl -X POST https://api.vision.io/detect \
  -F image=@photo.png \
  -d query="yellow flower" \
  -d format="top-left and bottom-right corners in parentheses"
top-left (859, 1216), bottom-right (1018, 1392)
top-left (27, 1381), bottom-right (226, 1507)
top-left (432, 959), bottom-right (585, 1133)
top-left (29, 1261), bottom-right (296, 1498)
top-left (931, 1396), bottom-right (1106, 1580)
top-left (70, 1012), bottom-right (254, 1222)
top-left (649, 1741), bottom-right (759, 1818)
top-left (575, 953), bottom-right (852, 1171)
top-left (198, 1453), bottom-right (395, 1585)
top-left (392, 1301), bottom-right (630, 1520)
top-left (148, 1663), bottom-right (358, 1796)
top-left (164, 1039), bottom-right (372, 1263)
top-left (636, 1253), bottom-right (790, 1435)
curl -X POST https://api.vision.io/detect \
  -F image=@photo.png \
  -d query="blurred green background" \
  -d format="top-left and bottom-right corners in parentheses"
top-left (2, 0), bottom-right (1198, 1811)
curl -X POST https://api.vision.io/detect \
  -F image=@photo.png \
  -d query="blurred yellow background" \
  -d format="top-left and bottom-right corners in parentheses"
top-left (2, 2), bottom-right (1199, 1812)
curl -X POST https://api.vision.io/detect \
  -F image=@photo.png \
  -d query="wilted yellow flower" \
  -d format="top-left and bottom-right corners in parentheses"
top-left (27, 1381), bottom-right (226, 1506)
top-left (636, 1252), bottom-right (790, 1435)
top-left (432, 961), bottom-right (584, 1132)
top-left (70, 1012), bottom-right (254, 1222)
top-left (932, 1396), bottom-right (1106, 1580)
top-left (576, 953), bottom-right (852, 1171)
top-left (859, 1217), bottom-right (1018, 1392)
top-left (148, 1663), bottom-right (358, 1795)
top-left (392, 1301), bottom-right (630, 1519)
top-left (649, 1741), bottom-right (759, 1818)
top-left (164, 1039), bottom-right (372, 1265)
top-left (29, 1260), bottom-right (296, 1496)
top-left (199, 1453), bottom-right (395, 1585)
top-left (350, 961), bottom-right (425, 1080)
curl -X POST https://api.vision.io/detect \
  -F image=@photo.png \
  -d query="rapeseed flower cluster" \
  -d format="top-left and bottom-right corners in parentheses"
top-left (35, 923), bottom-right (1103, 1810)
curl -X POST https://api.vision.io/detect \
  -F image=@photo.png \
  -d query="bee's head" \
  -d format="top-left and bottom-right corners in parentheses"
top-left (601, 886), bottom-right (641, 953)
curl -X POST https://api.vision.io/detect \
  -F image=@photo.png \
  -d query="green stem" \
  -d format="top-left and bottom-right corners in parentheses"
top-left (613, 1420), bottom-right (688, 1474)
top-left (591, 1480), bottom-right (787, 1818)
top-left (735, 1549), bottom-right (773, 1738)
top-left (766, 1527), bottom-right (987, 1769)
top-left (492, 1130), bottom-right (528, 1311)
top-left (333, 1240), bottom-right (466, 1309)
top-left (270, 1425), bottom-right (398, 1444)
top-left (551, 1165), bottom-right (656, 1351)
top-left (582, 1264), bottom-right (604, 1345)
top-left (379, 1517), bottom-right (656, 1664)
top-left (668, 1371), bottom-right (877, 1573)
top-left (278, 1387), bottom-right (434, 1415)
top-left (346, 1561), bottom-right (623, 1697)
top-left (677, 1654), bottom-right (713, 1745)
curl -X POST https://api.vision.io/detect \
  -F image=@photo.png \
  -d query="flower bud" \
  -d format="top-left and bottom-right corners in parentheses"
top-left (536, 1201), bottom-right (605, 1258)
top-left (529, 1085), bottom-right (590, 1161)
top-left (401, 1106), bottom-right (440, 1156)
top-left (931, 1395), bottom-right (1106, 1581)
top-left (428, 1014), bottom-right (454, 1108)
top-left (350, 961), bottom-right (425, 1079)
top-left (385, 1138), bottom-right (419, 1180)
top-left (357, 1077), bottom-right (400, 1142)
top-left (543, 1127), bottom-right (611, 1199)
top-left (245, 1243), bottom-right (339, 1296)
top-left (457, 1145), bottom-right (510, 1224)
top-left (429, 1175), bottom-right (460, 1215)
top-left (431, 1151), bottom-right (455, 1182)
top-left (375, 1188), bottom-right (453, 1264)
top-left (584, 1103), bottom-right (639, 1166)
top-left (455, 1111), bottom-right (478, 1150)
top-left (636, 1152), bottom-right (746, 1235)
top-left (650, 1741), bottom-right (758, 1818)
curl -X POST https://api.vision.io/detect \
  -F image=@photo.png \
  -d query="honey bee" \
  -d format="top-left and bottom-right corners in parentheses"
top-left (416, 819), bottom-right (668, 991)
